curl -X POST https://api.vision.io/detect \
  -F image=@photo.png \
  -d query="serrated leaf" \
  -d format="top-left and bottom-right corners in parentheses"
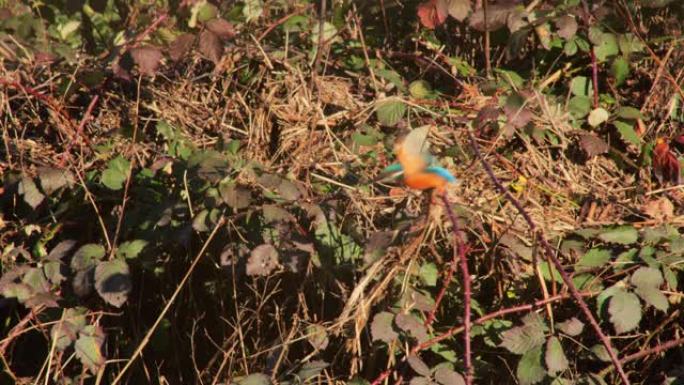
top-left (95, 259), bottom-right (132, 308)
top-left (593, 33), bottom-right (618, 62)
top-left (371, 311), bottom-right (398, 343)
top-left (376, 99), bottom-right (406, 126)
top-left (48, 240), bottom-right (77, 261)
top-left (129, 46), bottom-right (163, 75)
top-left (206, 18), bottom-right (235, 40)
top-left (517, 344), bottom-right (545, 385)
top-left (219, 182), bottom-right (251, 209)
top-left (246, 244), bottom-right (279, 276)
top-left (611, 57), bottom-right (629, 86)
top-left (395, 313), bottom-right (428, 342)
top-left (419, 262), bottom-right (438, 286)
top-left (75, 325), bottom-right (105, 373)
top-left (579, 134), bottom-right (609, 158)
top-left (557, 317), bottom-right (584, 336)
top-left (545, 337), bottom-right (569, 374)
top-left (598, 226), bottom-right (638, 244)
top-left (501, 324), bottom-right (545, 354)
top-left (101, 156), bottom-right (131, 190)
top-left (407, 355), bottom-right (431, 376)
top-left (630, 266), bottom-right (663, 289)
top-left (576, 248), bottom-right (611, 268)
top-left (634, 286), bottom-right (668, 311)
top-left (608, 289), bottom-right (642, 333)
top-left (169, 33), bottom-right (195, 61)
top-left (116, 240), bottom-right (148, 259)
top-left (588, 108), bottom-right (609, 127)
top-left (614, 120), bottom-right (640, 146)
top-left (617, 33), bottom-right (644, 55)
top-left (71, 244), bottom-right (105, 271)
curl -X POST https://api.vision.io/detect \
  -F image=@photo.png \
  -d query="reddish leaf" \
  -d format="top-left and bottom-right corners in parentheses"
top-left (417, 0), bottom-right (448, 29)
top-left (206, 18), bottom-right (235, 40)
top-left (199, 30), bottom-right (223, 63)
top-left (169, 33), bottom-right (195, 61)
top-left (653, 138), bottom-right (681, 185)
top-left (129, 46), bottom-right (163, 76)
top-left (468, 3), bottom-right (515, 31)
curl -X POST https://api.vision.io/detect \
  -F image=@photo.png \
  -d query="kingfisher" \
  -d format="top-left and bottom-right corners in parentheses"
top-left (379, 126), bottom-right (456, 193)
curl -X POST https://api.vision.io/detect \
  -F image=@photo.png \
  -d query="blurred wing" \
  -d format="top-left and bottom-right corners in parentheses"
top-left (396, 126), bottom-right (431, 175)
top-left (375, 163), bottom-right (404, 182)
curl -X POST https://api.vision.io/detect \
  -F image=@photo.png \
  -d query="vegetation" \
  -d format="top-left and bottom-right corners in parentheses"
top-left (1, 0), bottom-right (684, 384)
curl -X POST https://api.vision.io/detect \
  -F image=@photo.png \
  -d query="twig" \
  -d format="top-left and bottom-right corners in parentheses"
top-left (439, 193), bottom-right (473, 384)
top-left (257, 5), bottom-right (312, 42)
top-left (110, 216), bottom-right (226, 385)
top-left (310, 0), bottom-right (327, 90)
top-left (621, 336), bottom-right (684, 364)
top-left (58, 95), bottom-right (99, 166)
top-left (464, 129), bottom-right (631, 385)
top-left (483, 0), bottom-right (491, 78)
top-left (590, 47), bottom-right (599, 108)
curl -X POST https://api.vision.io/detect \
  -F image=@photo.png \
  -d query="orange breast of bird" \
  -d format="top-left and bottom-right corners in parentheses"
top-left (403, 172), bottom-right (448, 192)
top-left (396, 144), bottom-right (428, 176)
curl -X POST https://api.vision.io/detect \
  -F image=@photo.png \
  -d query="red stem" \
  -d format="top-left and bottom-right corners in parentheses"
top-left (465, 130), bottom-right (631, 385)
top-left (590, 47), bottom-right (599, 108)
top-left (439, 192), bottom-right (472, 385)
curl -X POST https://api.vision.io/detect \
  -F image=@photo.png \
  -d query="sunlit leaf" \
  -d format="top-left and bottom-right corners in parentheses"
top-left (545, 336), bottom-right (569, 374)
top-left (516, 344), bottom-right (545, 385)
top-left (608, 289), bottom-right (642, 333)
top-left (95, 259), bottom-right (132, 308)
top-left (371, 311), bottom-right (398, 343)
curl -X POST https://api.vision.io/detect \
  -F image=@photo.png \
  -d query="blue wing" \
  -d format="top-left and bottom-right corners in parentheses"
top-left (425, 166), bottom-right (457, 183)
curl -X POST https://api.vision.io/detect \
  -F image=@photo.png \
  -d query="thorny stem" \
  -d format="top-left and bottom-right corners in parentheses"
top-left (439, 193), bottom-right (473, 385)
top-left (464, 129), bottom-right (631, 385)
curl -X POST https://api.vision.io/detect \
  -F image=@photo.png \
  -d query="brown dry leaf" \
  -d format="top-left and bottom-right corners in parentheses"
top-left (199, 30), bottom-right (223, 63)
top-left (129, 46), bottom-right (163, 76)
top-left (468, 3), bottom-right (515, 31)
top-left (579, 134), bottom-right (609, 158)
top-left (417, 0), bottom-right (448, 29)
top-left (653, 138), bottom-right (681, 185)
top-left (169, 33), bottom-right (195, 61)
top-left (641, 197), bottom-right (674, 220)
top-left (206, 18), bottom-right (235, 40)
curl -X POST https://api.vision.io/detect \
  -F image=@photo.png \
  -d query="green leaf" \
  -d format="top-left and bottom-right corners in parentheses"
top-left (75, 325), bottom-right (105, 373)
top-left (614, 249), bottom-right (638, 270)
top-left (576, 248), bottom-right (611, 268)
top-left (538, 261), bottom-right (562, 283)
top-left (557, 317), bottom-right (584, 336)
top-left (101, 156), bottom-right (131, 190)
top-left (608, 289), bottom-right (642, 333)
top-left (237, 373), bottom-right (270, 385)
top-left (242, 0), bottom-right (264, 23)
top-left (517, 345), bottom-right (546, 385)
top-left (563, 39), bottom-right (578, 56)
top-left (116, 240), bottom-right (148, 259)
top-left (631, 266), bottom-right (664, 288)
top-left (409, 80), bottom-right (434, 99)
top-left (374, 68), bottom-right (407, 92)
top-left (545, 336), bottom-right (569, 374)
top-left (598, 226), bottom-right (638, 245)
top-left (590, 344), bottom-right (612, 362)
top-left (407, 355), bottom-right (431, 376)
top-left (500, 324), bottom-right (545, 354)
top-left (95, 259), bottom-right (132, 308)
top-left (593, 33), bottom-right (619, 62)
top-left (568, 96), bottom-right (591, 118)
top-left (635, 286), bottom-right (668, 311)
top-left (570, 76), bottom-right (593, 97)
top-left (616, 106), bottom-right (643, 120)
top-left (614, 120), bottom-right (640, 146)
top-left (376, 99), bottom-right (406, 126)
top-left (419, 262), bottom-right (439, 287)
top-left (588, 108), bottom-right (609, 127)
top-left (71, 244), bottom-right (105, 271)
top-left (617, 33), bottom-right (644, 55)
top-left (611, 57), bottom-right (629, 86)
top-left (296, 361), bottom-right (328, 382)
top-left (434, 367), bottom-right (466, 385)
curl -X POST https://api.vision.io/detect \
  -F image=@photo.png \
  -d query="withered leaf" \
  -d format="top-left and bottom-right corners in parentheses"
top-left (206, 18), bottom-right (235, 40)
top-left (417, 0), bottom-right (448, 30)
top-left (169, 33), bottom-right (195, 61)
top-left (129, 46), bottom-right (163, 76)
top-left (579, 134), bottom-right (609, 158)
top-left (246, 244), bottom-right (279, 276)
top-left (199, 30), bottom-right (223, 63)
